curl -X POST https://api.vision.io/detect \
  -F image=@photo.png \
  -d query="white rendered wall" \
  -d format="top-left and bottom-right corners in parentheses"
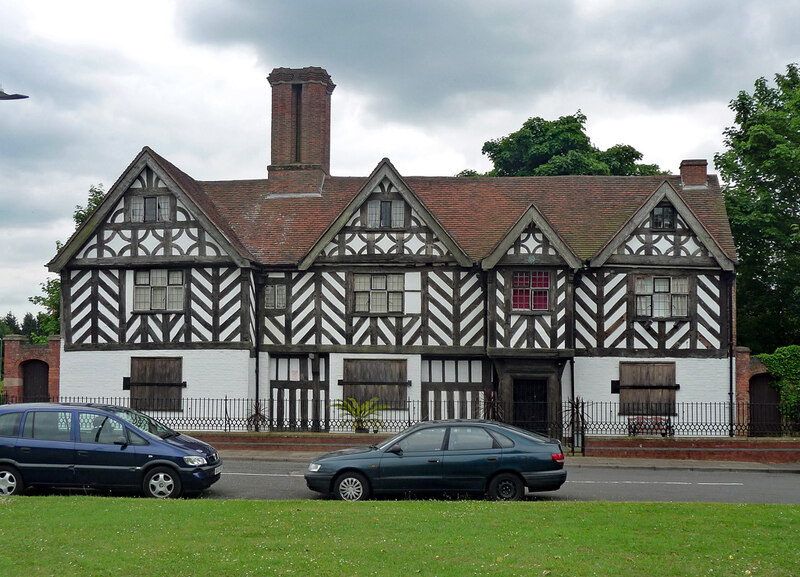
top-left (60, 344), bottom-right (252, 399)
top-left (572, 356), bottom-right (732, 404)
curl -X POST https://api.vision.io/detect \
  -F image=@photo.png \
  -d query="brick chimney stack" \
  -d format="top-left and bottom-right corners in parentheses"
top-left (267, 67), bottom-right (335, 194)
top-left (680, 159), bottom-right (708, 187)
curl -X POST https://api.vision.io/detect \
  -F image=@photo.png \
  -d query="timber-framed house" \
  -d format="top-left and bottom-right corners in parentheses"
top-left (49, 67), bottom-right (737, 433)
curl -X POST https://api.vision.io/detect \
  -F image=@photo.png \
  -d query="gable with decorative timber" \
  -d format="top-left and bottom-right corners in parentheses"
top-left (590, 181), bottom-right (734, 272)
top-left (299, 159), bottom-right (471, 270)
top-left (72, 166), bottom-right (231, 267)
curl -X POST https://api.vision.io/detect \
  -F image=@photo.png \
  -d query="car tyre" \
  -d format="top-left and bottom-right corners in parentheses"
top-left (0, 465), bottom-right (24, 496)
top-left (143, 466), bottom-right (182, 499)
top-left (488, 473), bottom-right (524, 501)
top-left (334, 472), bottom-right (370, 502)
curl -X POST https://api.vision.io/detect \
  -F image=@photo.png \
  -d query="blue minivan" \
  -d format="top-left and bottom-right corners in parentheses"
top-left (0, 403), bottom-right (222, 498)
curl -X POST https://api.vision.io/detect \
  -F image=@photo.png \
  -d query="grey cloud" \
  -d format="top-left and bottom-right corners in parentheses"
top-left (177, 0), bottom-right (800, 125)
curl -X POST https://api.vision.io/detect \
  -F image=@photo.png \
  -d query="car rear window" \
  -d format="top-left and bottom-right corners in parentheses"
top-left (0, 412), bottom-right (22, 437)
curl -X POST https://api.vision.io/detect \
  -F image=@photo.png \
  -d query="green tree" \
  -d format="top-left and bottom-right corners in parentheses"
top-left (714, 64), bottom-right (800, 354)
top-left (462, 111), bottom-right (663, 177)
top-left (0, 312), bottom-right (21, 337)
top-left (27, 184), bottom-right (105, 342)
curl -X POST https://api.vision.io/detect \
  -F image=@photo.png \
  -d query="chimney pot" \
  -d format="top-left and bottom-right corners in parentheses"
top-left (680, 159), bottom-right (708, 187)
top-left (267, 67), bottom-right (335, 177)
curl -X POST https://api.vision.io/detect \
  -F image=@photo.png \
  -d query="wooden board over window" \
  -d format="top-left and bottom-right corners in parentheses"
top-left (619, 362), bottom-right (677, 416)
top-left (130, 357), bottom-right (183, 412)
top-left (342, 359), bottom-right (408, 407)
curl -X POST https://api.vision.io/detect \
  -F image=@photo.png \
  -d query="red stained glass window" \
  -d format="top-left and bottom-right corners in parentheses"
top-left (511, 271), bottom-right (550, 311)
top-left (512, 289), bottom-right (530, 310)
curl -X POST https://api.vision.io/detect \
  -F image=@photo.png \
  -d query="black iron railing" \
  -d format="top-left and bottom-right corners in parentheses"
top-left (0, 394), bottom-right (795, 438)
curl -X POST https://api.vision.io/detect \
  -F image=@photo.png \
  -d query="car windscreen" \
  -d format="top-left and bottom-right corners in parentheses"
top-left (373, 425), bottom-right (417, 450)
top-left (109, 407), bottom-right (177, 439)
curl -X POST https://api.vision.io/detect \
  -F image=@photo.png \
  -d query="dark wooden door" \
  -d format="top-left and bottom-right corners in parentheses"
top-left (342, 359), bottom-right (407, 407)
top-left (130, 357), bottom-right (183, 411)
top-left (749, 374), bottom-right (782, 436)
top-left (22, 360), bottom-right (49, 402)
top-left (513, 378), bottom-right (548, 434)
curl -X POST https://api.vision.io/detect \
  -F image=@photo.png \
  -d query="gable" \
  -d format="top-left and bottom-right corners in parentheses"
top-left (605, 201), bottom-right (714, 266)
top-left (71, 166), bottom-right (230, 265)
top-left (482, 204), bottom-right (581, 270)
top-left (590, 181), bottom-right (735, 271)
top-left (49, 149), bottom-right (252, 272)
top-left (299, 159), bottom-right (471, 269)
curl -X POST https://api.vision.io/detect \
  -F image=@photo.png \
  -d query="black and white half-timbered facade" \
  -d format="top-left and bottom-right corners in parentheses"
top-left (49, 67), bottom-right (737, 434)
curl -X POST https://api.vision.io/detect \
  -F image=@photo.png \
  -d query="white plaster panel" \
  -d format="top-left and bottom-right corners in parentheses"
top-left (104, 230), bottom-right (127, 255)
top-left (406, 272), bottom-right (421, 291)
top-left (405, 291), bottom-right (422, 314)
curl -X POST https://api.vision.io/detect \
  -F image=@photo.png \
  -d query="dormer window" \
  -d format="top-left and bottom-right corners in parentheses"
top-left (366, 199), bottom-right (404, 228)
top-left (652, 205), bottom-right (675, 231)
top-left (131, 195), bottom-right (170, 223)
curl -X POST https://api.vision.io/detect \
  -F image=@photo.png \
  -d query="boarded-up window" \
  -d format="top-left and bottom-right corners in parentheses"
top-left (341, 359), bottom-right (408, 408)
top-left (130, 357), bottom-right (183, 412)
top-left (619, 362), bottom-right (677, 416)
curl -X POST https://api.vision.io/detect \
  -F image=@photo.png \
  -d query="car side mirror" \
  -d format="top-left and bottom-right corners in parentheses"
top-left (113, 437), bottom-right (129, 447)
top-left (387, 444), bottom-right (403, 455)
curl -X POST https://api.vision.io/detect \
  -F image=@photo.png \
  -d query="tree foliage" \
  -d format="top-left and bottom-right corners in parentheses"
top-left (25, 184), bottom-right (105, 342)
top-left (714, 64), bottom-right (800, 354)
top-left (463, 111), bottom-right (663, 177)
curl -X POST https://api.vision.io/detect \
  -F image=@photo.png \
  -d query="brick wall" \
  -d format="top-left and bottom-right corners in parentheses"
top-left (2, 334), bottom-right (61, 399)
top-left (734, 346), bottom-right (768, 429)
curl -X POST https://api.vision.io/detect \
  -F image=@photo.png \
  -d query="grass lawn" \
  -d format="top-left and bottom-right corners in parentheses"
top-left (0, 497), bottom-right (798, 577)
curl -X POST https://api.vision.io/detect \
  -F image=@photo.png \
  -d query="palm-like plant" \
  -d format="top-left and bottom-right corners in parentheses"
top-left (333, 397), bottom-right (389, 432)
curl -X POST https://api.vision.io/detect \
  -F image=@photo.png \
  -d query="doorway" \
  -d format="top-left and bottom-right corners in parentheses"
top-left (749, 374), bottom-right (782, 436)
top-left (22, 360), bottom-right (49, 402)
top-left (513, 378), bottom-right (548, 435)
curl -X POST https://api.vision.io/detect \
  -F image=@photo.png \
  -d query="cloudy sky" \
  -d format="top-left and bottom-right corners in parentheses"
top-left (1, 0), bottom-right (798, 321)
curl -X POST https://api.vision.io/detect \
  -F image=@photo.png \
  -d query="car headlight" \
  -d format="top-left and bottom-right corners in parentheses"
top-left (183, 455), bottom-right (208, 466)
top-left (308, 463), bottom-right (321, 472)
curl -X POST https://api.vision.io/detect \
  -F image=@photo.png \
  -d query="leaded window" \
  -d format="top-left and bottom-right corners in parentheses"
top-left (511, 271), bottom-right (550, 311)
top-left (134, 269), bottom-right (185, 312)
top-left (635, 276), bottom-right (688, 318)
top-left (652, 205), bottom-right (676, 230)
top-left (265, 284), bottom-right (287, 309)
top-left (366, 199), bottom-right (404, 228)
top-left (131, 195), bottom-right (170, 223)
top-left (354, 273), bottom-right (404, 314)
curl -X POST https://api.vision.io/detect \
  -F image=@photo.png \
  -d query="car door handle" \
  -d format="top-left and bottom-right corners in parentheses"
top-left (77, 451), bottom-right (89, 457)
top-left (487, 457), bottom-right (498, 461)
top-left (428, 458), bottom-right (440, 463)
top-left (20, 447), bottom-right (31, 454)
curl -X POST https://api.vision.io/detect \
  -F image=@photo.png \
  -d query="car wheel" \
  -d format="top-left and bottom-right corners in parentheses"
top-left (488, 473), bottom-right (524, 501)
top-left (143, 467), bottom-right (182, 499)
top-left (0, 465), bottom-right (24, 496)
top-left (334, 472), bottom-right (370, 502)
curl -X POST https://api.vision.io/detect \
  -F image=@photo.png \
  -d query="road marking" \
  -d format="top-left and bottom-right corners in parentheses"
top-left (567, 480), bottom-right (744, 486)
top-left (224, 472), bottom-right (305, 478)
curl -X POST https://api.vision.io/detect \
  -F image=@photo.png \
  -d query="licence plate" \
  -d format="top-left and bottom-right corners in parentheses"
top-left (214, 466), bottom-right (223, 475)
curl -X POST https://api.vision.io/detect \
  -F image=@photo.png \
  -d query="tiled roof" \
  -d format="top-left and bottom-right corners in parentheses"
top-left (168, 158), bottom-right (736, 267)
